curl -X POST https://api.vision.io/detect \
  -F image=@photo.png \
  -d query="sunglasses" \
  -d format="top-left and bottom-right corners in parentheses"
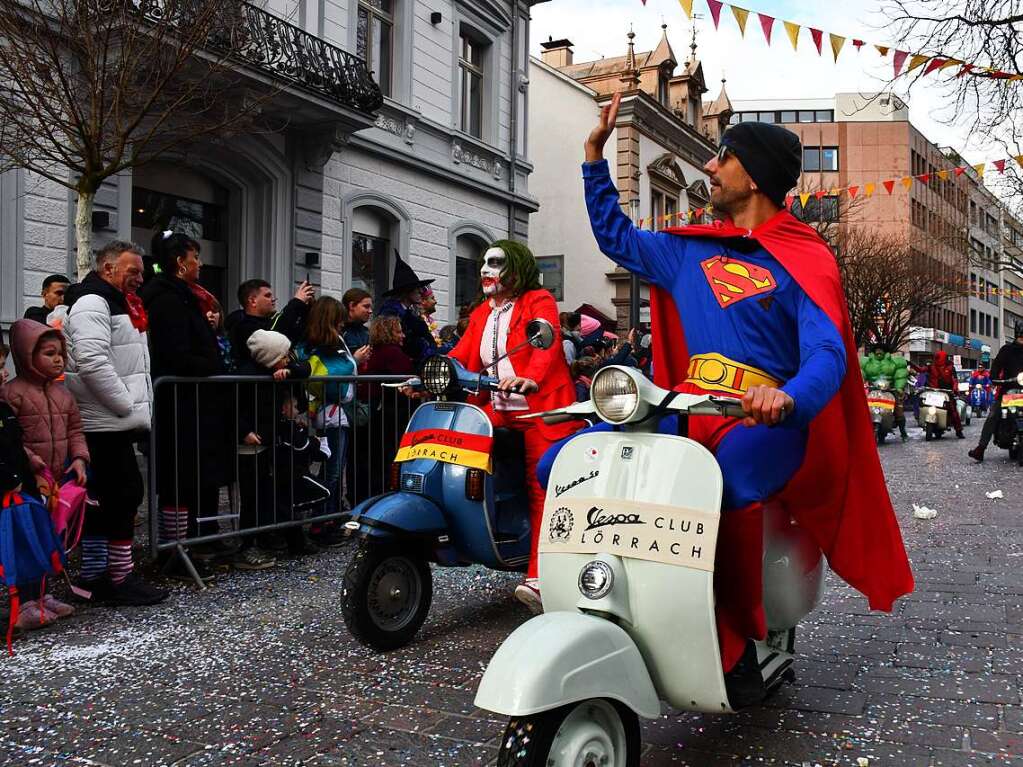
top-left (715, 144), bottom-right (733, 163)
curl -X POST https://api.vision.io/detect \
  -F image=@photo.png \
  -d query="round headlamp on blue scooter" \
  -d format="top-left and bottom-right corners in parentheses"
top-left (420, 356), bottom-right (460, 397)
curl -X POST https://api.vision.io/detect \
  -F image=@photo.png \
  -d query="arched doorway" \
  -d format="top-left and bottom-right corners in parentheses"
top-left (132, 163), bottom-right (231, 307)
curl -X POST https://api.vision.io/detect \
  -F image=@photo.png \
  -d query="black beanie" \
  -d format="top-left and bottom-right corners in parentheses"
top-left (720, 122), bottom-right (802, 207)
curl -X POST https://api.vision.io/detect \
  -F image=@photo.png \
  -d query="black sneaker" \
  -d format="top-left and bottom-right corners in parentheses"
top-left (231, 546), bottom-right (276, 571)
top-left (73, 576), bottom-right (114, 603)
top-left (160, 553), bottom-right (217, 584)
top-left (107, 573), bottom-right (169, 606)
top-left (968, 447), bottom-right (985, 463)
top-left (724, 641), bottom-right (766, 710)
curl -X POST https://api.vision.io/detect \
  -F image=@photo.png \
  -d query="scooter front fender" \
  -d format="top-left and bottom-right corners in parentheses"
top-left (345, 492), bottom-right (447, 541)
top-left (474, 612), bottom-right (661, 719)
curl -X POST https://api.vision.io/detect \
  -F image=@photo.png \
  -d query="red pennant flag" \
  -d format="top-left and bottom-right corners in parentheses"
top-left (695, 207), bottom-right (705, 218)
top-left (917, 173), bottom-right (931, 183)
top-left (758, 13), bottom-right (775, 44)
top-left (814, 190), bottom-right (827, 200)
top-left (893, 50), bottom-right (909, 77)
top-left (954, 166), bottom-right (966, 177)
top-left (957, 63), bottom-right (975, 78)
top-left (810, 28), bottom-right (823, 55)
top-left (848, 185), bottom-right (859, 198)
top-left (924, 58), bottom-right (947, 75)
top-left (706, 0), bottom-right (724, 28)
top-left (995, 159), bottom-right (1007, 174)
top-left (853, 39), bottom-right (865, 50)
top-left (883, 179), bottom-right (895, 195)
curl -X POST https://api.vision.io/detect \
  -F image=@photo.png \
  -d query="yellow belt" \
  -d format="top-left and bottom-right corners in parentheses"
top-left (685, 353), bottom-right (780, 396)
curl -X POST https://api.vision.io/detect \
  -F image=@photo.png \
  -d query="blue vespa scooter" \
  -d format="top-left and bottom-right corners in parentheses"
top-left (339, 319), bottom-right (564, 650)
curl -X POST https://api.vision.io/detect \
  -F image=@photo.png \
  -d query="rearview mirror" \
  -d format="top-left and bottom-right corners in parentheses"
top-left (525, 318), bottom-right (556, 350)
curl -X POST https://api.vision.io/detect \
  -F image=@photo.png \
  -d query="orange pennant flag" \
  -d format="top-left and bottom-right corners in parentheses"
top-left (829, 188), bottom-right (841, 197)
top-left (864, 182), bottom-right (876, 197)
top-left (883, 180), bottom-right (895, 194)
top-left (679, 0), bottom-right (693, 18)
top-left (1014, 155), bottom-right (1023, 168)
top-left (907, 54), bottom-right (929, 72)
top-left (848, 185), bottom-right (859, 198)
top-left (875, 45), bottom-right (889, 56)
top-left (974, 163), bottom-right (986, 177)
top-left (799, 192), bottom-right (811, 207)
top-left (940, 59), bottom-right (962, 71)
top-left (937, 169), bottom-right (950, 181)
top-left (731, 6), bottom-right (750, 36)
top-left (784, 20), bottom-right (800, 50)
top-left (829, 34), bottom-right (846, 61)
top-left (901, 176), bottom-right (913, 189)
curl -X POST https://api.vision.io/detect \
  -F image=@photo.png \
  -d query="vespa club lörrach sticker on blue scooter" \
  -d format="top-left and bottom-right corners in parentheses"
top-left (539, 497), bottom-right (720, 572)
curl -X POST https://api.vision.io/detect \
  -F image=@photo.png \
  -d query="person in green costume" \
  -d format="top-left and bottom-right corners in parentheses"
top-left (860, 345), bottom-right (910, 441)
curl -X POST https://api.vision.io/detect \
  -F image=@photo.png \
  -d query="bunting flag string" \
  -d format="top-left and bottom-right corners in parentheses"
top-left (672, 0), bottom-right (1023, 84)
top-left (630, 155), bottom-right (1023, 229)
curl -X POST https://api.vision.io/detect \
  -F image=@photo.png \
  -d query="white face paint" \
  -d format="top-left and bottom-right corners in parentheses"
top-left (480, 247), bottom-right (507, 297)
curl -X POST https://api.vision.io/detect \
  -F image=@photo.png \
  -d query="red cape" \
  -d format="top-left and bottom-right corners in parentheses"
top-left (655, 212), bottom-right (914, 615)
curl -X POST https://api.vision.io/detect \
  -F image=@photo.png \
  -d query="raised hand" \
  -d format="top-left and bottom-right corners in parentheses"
top-left (585, 92), bottom-right (622, 163)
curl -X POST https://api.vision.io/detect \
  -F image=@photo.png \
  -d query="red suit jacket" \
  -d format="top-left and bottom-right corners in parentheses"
top-left (449, 289), bottom-right (579, 442)
top-left (656, 212), bottom-right (914, 618)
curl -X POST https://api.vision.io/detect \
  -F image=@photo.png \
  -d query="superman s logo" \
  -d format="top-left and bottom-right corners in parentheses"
top-left (701, 255), bottom-right (777, 309)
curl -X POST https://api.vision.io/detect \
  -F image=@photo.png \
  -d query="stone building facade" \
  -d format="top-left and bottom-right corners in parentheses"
top-left (1, 0), bottom-right (543, 331)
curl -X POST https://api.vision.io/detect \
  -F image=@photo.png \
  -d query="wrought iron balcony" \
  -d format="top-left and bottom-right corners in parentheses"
top-left (135, 0), bottom-right (384, 115)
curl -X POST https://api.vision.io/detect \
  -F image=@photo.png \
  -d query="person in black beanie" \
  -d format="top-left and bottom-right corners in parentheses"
top-left (535, 93), bottom-right (866, 708)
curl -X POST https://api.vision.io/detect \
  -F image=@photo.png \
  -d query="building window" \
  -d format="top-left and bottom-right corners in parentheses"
top-left (797, 110), bottom-right (814, 123)
top-left (357, 0), bottom-right (393, 97)
top-left (351, 233), bottom-right (389, 301)
top-left (454, 233), bottom-right (485, 313)
top-left (536, 255), bottom-right (565, 301)
top-left (815, 110), bottom-right (834, 122)
top-left (985, 314), bottom-right (992, 337)
top-left (802, 147), bottom-right (838, 172)
top-left (459, 31), bottom-right (486, 138)
top-left (758, 111), bottom-right (775, 123)
top-left (994, 317), bottom-right (999, 338)
top-left (651, 188), bottom-right (679, 230)
top-left (780, 111), bottom-right (797, 123)
top-left (791, 194), bottom-right (839, 223)
top-left (970, 308), bottom-right (977, 333)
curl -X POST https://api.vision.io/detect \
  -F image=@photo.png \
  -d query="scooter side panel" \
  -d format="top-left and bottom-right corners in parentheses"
top-left (537, 431), bottom-right (733, 713)
top-left (473, 612), bottom-right (661, 719)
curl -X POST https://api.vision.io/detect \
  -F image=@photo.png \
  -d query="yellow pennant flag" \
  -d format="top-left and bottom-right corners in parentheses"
top-left (937, 169), bottom-right (949, 181)
top-left (907, 54), bottom-right (929, 72)
top-left (799, 192), bottom-right (811, 207)
top-left (1015, 155), bottom-right (1023, 168)
top-left (830, 188), bottom-right (841, 197)
top-left (901, 176), bottom-right (913, 189)
top-left (784, 21), bottom-right (800, 50)
top-left (875, 45), bottom-right (889, 56)
top-left (829, 34), bottom-right (846, 61)
top-left (731, 6), bottom-right (750, 37)
top-left (706, 204), bottom-right (714, 214)
top-left (679, 0), bottom-right (693, 18)
top-left (940, 59), bottom-right (961, 71)
top-left (974, 163), bottom-right (986, 177)
top-left (1010, 74), bottom-right (1023, 81)
top-left (864, 182), bottom-right (876, 197)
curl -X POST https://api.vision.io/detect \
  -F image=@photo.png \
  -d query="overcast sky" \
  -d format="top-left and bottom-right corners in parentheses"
top-left (529, 0), bottom-right (1010, 187)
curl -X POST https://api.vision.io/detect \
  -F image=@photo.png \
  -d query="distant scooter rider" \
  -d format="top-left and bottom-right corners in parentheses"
top-left (913, 351), bottom-right (964, 438)
top-left (969, 323), bottom-right (1023, 462)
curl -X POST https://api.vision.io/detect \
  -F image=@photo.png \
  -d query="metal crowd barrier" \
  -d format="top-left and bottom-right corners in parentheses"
top-left (147, 374), bottom-right (415, 587)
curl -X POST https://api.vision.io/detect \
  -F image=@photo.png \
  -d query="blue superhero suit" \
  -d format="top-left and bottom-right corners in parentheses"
top-left (537, 160), bottom-right (847, 511)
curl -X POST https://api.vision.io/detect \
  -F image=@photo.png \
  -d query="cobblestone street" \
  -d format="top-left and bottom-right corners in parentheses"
top-left (2, 415), bottom-right (1022, 766)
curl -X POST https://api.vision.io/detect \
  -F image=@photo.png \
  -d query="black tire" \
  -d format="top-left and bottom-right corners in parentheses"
top-left (340, 541), bottom-right (432, 651)
top-left (496, 699), bottom-right (641, 767)
top-left (1018, 439), bottom-right (1023, 468)
top-left (876, 425), bottom-right (886, 445)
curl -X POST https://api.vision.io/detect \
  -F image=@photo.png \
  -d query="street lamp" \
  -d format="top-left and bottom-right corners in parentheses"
top-left (629, 197), bottom-right (641, 330)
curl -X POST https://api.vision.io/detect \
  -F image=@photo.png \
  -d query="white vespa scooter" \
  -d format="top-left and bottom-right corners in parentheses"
top-left (474, 365), bottom-right (826, 765)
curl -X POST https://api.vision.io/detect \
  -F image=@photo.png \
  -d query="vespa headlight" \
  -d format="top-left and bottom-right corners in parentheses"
top-left (591, 367), bottom-right (640, 424)
top-left (420, 356), bottom-right (455, 396)
top-left (578, 560), bottom-right (614, 600)
top-left (1017, 372), bottom-right (1023, 387)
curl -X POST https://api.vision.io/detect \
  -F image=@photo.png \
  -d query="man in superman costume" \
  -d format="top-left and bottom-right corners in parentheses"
top-left (539, 94), bottom-right (913, 704)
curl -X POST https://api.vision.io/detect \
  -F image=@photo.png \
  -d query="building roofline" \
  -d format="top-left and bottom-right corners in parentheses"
top-left (529, 55), bottom-right (599, 97)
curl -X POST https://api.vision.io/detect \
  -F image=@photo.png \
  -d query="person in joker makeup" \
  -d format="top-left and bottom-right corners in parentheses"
top-left (447, 240), bottom-right (581, 612)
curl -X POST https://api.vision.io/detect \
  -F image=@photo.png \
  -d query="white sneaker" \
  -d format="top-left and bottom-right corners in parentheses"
top-left (514, 579), bottom-right (543, 615)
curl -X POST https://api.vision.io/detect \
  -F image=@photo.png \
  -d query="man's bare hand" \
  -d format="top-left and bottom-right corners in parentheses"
top-left (243, 432), bottom-right (262, 446)
top-left (585, 92), bottom-right (622, 163)
top-left (294, 281), bottom-right (315, 304)
top-left (740, 386), bottom-right (793, 427)
top-left (497, 376), bottom-right (538, 395)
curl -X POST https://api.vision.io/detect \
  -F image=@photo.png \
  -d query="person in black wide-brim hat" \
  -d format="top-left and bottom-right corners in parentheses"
top-left (377, 252), bottom-right (437, 365)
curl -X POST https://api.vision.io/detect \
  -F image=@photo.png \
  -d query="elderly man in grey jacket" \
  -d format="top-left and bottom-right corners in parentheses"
top-left (64, 240), bottom-right (166, 606)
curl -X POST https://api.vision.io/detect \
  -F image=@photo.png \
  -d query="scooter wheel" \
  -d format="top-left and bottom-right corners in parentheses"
top-left (496, 699), bottom-right (640, 767)
top-left (340, 541), bottom-right (432, 651)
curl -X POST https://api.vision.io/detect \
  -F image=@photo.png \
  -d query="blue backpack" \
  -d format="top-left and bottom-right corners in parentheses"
top-left (1, 490), bottom-right (66, 654)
